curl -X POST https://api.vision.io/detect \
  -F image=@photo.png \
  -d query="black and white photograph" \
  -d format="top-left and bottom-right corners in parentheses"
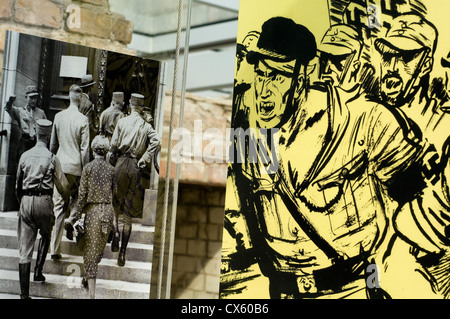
top-left (0, 30), bottom-right (163, 299)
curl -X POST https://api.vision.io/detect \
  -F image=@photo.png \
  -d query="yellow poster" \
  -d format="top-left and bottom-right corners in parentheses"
top-left (220, 0), bottom-right (450, 299)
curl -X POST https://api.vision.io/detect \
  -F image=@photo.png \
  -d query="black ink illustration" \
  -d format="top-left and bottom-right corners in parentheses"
top-left (221, 0), bottom-right (450, 299)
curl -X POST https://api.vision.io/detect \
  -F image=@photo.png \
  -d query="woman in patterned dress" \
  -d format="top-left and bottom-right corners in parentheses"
top-left (73, 134), bottom-right (117, 299)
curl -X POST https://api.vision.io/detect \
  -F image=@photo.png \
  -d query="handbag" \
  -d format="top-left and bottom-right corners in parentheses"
top-left (75, 214), bottom-right (86, 244)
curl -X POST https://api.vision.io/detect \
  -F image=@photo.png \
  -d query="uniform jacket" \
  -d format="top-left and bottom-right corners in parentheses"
top-left (110, 111), bottom-right (160, 165)
top-left (6, 104), bottom-right (46, 138)
top-left (16, 141), bottom-right (69, 199)
top-left (99, 106), bottom-right (125, 139)
top-left (234, 83), bottom-right (428, 275)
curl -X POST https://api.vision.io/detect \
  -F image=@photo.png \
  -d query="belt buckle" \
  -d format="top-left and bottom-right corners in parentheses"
top-left (297, 274), bottom-right (318, 294)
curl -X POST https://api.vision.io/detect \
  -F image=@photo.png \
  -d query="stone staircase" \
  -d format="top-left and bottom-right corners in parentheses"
top-left (0, 211), bottom-right (154, 299)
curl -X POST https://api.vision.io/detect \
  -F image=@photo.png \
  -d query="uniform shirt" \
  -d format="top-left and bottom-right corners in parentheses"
top-left (6, 104), bottom-right (47, 138)
top-left (110, 111), bottom-right (160, 165)
top-left (232, 85), bottom-right (427, 275)
top-left (16, 141), bottom-right (68, 199)
top-left (50, 104), bottom-right (90, 176)
top-left (99, 105), bottom-right (125, 139)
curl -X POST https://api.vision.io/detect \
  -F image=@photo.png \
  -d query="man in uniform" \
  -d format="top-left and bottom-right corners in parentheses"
top-left (374, 13), bottom-right (441, 146)
top-left (99, 92), bottom-right (125, 140)
top-left (317, 24), bottom-right (365, 96)
top-left (16, 119), bottom-right (69, 299)
top-left (107, 93), bottom-right (160, 267)
top-left (222, 17), bottom-right (434, 299)
top-left (5, 86), bottom-right (47, 162)
top-left (373, 13), bottom-right (450, 297)
top-left (49, 84), bottom-right (90, 260)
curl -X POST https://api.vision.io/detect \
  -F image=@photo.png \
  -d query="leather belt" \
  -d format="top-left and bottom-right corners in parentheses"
top-left (269, 254), bottom-right (369, 297)
top-left (23, 189), bottom-right (53, 197)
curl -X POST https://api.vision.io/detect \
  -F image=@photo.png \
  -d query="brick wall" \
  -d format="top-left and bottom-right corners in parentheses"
top-left (0, 0), bottom-right (134, 60)
top-left (170, 183), bottom-right (225, 298)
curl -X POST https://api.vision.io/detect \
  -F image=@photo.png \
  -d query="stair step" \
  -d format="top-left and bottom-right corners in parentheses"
top-left (0, 229), bottom-right (154, 263)
top-left (0, 212), bottom-right (155, 244)
top-left (0, 211), bottom-right (155, 299)
top-left (0, 269), bottom-right (150, 299)
top-left (0, 248), bottom-right (151, 283)
top-left (0, 293), bottom-right (50, 299)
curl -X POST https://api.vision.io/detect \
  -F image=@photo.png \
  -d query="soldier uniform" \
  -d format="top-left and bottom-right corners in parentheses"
top-left (99, 92), bottom-right (125, 140)
top-left (108, 93), bottom-right (160, 266)
top-left (5, 86), bottom-right (47, 162)
top-left (16, 119), bottom-right (69, 299)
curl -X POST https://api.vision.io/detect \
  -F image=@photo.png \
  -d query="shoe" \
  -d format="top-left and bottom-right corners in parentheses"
top-left (65, 222), bottom-right (74, 241)
top-left (81, 277), bottom-right (88, 289)
top-left (19, 263), bottom-right (32, 299)
top-left (34, 237), bottom-right (49, 282)
top-left (51, 254), bottom-right (62, 261)
top-left (117, 251), bottom-right (126, 267)
top-left (117, 230), bottom-right (131, 267)
top-left (33, 272), bottom-right (46, 282)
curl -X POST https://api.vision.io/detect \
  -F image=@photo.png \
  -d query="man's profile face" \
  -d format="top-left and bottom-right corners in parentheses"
top-left (319, 51), bottom-right (357, 91)
top-left (254, 59), bottom-right (295, 128)
top-left (379, 46), bottom-right (427, 106)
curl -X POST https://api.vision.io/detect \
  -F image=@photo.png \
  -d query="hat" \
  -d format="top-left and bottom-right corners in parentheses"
top-left (80, 74), bottom-right (96, 88)
top-left (374, 13), bottom-right (437, 54)
top-left (237, 31), bottom-right (260, 56)
top-left (318, 24), bottom-right (362, 56)
top-left (246, 17), bottom-right (317, 67)
top-left (36, 119), bottom-right (52, 136)
top-left (130, 93), bottom-right (145, 107)
top-left (69, 84), bottom-right (82, 93)
top-left (26, 85), bottom-right (38, 97)
top-left (112, 92), bottom-right (124, 103)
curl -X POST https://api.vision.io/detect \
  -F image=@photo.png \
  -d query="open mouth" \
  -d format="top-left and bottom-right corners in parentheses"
top-left (258, 101), bottom-right (275, 118)
top-left (382, 76), bottom-right (403, 96)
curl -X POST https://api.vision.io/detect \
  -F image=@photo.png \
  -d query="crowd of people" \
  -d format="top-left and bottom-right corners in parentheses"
top-left (8, 78), bottom-right (161, 299)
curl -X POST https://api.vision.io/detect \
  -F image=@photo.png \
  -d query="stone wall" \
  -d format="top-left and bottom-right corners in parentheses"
top-left (159, 90), bottom-right (232, 187)
top-left (170, 183), bottom-right (225, 298)
top-left (158, 91), bottom-right (231, 298)
top-left (0, 0), bottom-right (134, 61)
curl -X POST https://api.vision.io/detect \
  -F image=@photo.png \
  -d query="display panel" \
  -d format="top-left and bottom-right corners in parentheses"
top-left (221, 0), bottom-right (450, 299)
top-left (0, 30), bottom-right (163, 299)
